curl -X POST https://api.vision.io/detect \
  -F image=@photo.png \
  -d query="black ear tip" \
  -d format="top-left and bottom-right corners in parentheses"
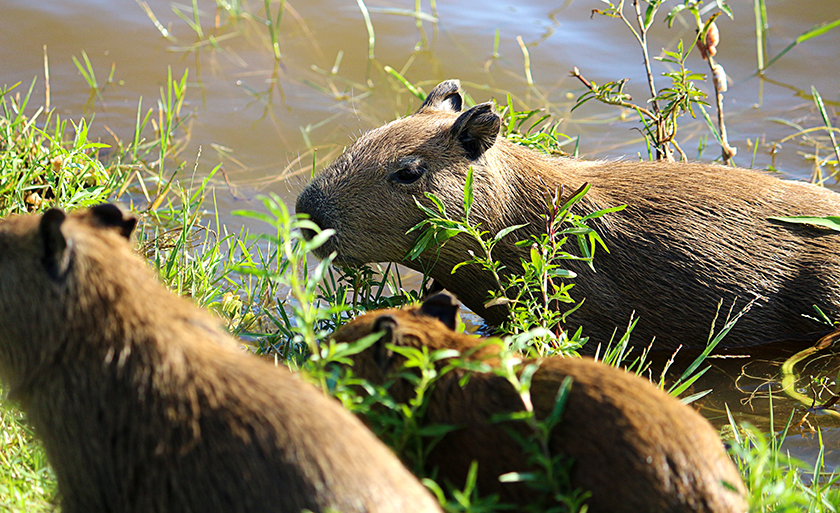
top-left (419, 292), bottom-right (460, 331)
top-left (437, 79), bottom-right (460, 91)
top-left (425, 291), bottom-right (458, 309)
top-left (39, 209), bottom-right (67, 241)
top-left (89, 203), bottom-right (137, 240)
top-left (90, 203), bottom-right (123, 222)
top-left (39, 208), bottom-right (69, 280)
top-left (373, 314), bottom-right (398, 334)
top-left (473, 102), bottom-right (501, 121)
top-left (42, 208), bottom-right (67, 225)
top-left (418, 80), bottom-right (465, 114)
top-left (370, 314), bottom-right (399, 373)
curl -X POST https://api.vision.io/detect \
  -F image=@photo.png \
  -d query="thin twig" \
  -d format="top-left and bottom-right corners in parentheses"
top-left (617, 0), bottom-right (669, 160)
top-left (672, 139), bottom-right (688, 161)
top-left (707, 56), bottom-right (736, 164)
top-left (570, 67), bottom-right (656, 120)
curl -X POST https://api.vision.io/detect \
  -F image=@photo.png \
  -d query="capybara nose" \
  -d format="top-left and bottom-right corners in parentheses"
top-left (295, 186), bottom-right (329, 241)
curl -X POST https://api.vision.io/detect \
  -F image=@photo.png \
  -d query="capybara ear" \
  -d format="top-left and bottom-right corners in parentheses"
top-left (450, 102), bottom-right (500, 160)
top-left (419, 292), bottom-right (460, 331)
top-left (89, 203), bottom-right (137, 240)
top-left (39, 208), bottom-right (70, 281)
top-left (417, 80), bottom-right (463, 114)
top-left (371, 314), bottom-right (399, 373)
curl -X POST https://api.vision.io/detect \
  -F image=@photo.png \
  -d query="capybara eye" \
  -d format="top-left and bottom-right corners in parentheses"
top-left (392, 164), bottom-right (425, 184)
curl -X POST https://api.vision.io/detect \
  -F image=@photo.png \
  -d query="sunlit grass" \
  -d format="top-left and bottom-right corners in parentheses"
top-left (1, 0), bottom-right (840, 510)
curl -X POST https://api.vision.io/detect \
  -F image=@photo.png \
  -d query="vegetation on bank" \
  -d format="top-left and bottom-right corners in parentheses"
top-left (2, 0), bottom-right (840, 511)
top-left (2, 74), bottom-right (839, 512)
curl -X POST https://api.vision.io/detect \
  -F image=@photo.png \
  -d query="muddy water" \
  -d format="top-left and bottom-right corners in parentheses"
top-left (2, 0), bottom-right (840, 469)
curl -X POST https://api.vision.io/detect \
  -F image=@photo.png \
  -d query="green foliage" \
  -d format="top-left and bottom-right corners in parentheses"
top-left (767, 215), bottom-right (840, 232)
top-left (3, 1), bottom-right (840, 509)
top-left (0, 68), bottom-right (263, 511)
top-left (406, 164), bottom-right (624, 356)
top-left (729, 403), bottom-right (840, 511)
top-left (233, 194), bottom-right (340, 364)
top-left (0, 403), bottom-right (57, 512)
top-left (583, 0), bottom-right (734, 161)
top-left (0, 80), bottom-right (127, 216)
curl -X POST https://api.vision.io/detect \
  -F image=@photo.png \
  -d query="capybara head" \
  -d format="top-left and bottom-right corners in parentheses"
top-left (0, 204), bottom-right (138, 386)
top-left (296, 80), bottom-right (532, 267)
top-left (332, 291), bottom-right (498, 394)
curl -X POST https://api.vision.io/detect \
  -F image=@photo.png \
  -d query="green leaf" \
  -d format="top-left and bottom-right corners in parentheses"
top-left (383, 66), bottom-right (425, 101)
top-left (643, 2), bottom-right (656, 29)
top-left (545, 376), bottom-right (573, 428)
top-left (406, 230), bottom-right (434, 260)
top-left (581, 203), bottom-right (626, 221)
top-left (797, 18), bottom-right (840, 44)
top-left (530, 245), bottom-right (542, 268)
top-left (425, 191), bottom-right (448, 217)
top-left (306, 229), bottom-right (335, 252)
top-left (546, 268), bottom-right (577, 278)
top-left (414, 192), bottom-right (446, 217)
top-left (665, 4), bottom-right (688, 28)
top-left (768, 215), bottom-right (840, 232)
top-left (493, 223), bottom-right (528, 243)
top-left (415, 423), bottom-right (460, 437)
top-left (760, 18), bottom-right (840, 72)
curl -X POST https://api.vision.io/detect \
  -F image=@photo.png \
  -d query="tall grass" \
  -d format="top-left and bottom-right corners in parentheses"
top-left (2, 0), bottom-right (840, 509)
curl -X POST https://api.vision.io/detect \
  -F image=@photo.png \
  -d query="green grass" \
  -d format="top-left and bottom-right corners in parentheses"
top-left (0, 405), bottom-right (56, 512)
top-left (0, 70), bottom-right (267, 511)
top-left (3, 72), bottom-right (840, 513)
top-left (3, 1), bottom-right (840, 509)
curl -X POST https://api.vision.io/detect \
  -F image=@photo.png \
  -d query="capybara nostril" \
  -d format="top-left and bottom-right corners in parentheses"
top-left (295, 185), bottom-right (331, 242)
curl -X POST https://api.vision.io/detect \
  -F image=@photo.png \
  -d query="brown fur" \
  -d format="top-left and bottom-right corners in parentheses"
top-left (0, 205), bottom-right (441, 513)
top-left (331, 293), bottom-right (747, 513)
top-left (296, 79), bottom-right (840, 352)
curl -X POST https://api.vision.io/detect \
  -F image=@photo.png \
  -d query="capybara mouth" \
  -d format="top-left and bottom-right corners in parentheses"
top-left (312, 241), bottom-right (366, 268)
top-left (310, 235), bottom-right (338, 260)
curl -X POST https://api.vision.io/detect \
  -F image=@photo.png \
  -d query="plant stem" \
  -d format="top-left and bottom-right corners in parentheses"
top-left (708, 56), bottom-right (737, 165)
top-left (570, 67), bottom-right (656, 120)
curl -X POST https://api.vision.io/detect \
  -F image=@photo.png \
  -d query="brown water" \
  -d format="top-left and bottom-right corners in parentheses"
top-left (2, 0), bottom-right (840, 469)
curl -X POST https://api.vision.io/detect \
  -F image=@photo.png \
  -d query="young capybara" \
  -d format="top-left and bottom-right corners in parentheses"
top-left (0, 205), bottom-right (442, 513)
top-left (296, 79), bottom-right (840, 352)
top-left (331, 293), bottom-right (748, 513)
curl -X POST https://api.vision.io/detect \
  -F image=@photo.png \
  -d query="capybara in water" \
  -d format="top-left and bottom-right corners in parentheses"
top-left (331, 293), bottom-right (747, 513)
top-left (0, 205), bottom-right (441, 513)
top-left (296, 79), bottom-right (840, 352)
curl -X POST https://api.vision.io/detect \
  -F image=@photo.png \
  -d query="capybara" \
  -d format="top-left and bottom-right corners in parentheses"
top-left (0, 205), bottom-right (441, 513)
top-left (331, 293), bottom-right (748, 513)
top-left (296, 79), bottom-right (840, 352)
